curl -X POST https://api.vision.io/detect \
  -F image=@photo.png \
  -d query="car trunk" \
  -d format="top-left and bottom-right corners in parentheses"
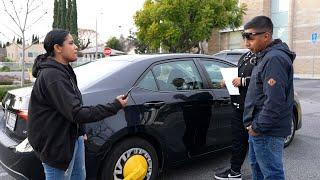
top-left (1, 87), bottom-right (32, 142)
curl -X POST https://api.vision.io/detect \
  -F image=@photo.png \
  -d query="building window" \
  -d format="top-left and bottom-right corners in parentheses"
top-left (271, 0), bottom-right (289, 43)
top-left (28, 52), bottom-right (33, 57)
top-left (19, 53), bottom-right (22, 57)
top-left (229, 31), bottom-right (242, 49)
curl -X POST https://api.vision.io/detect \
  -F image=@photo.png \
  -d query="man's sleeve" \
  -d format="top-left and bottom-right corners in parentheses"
top-left (45, 78), bottom-right (122, 124)
top-left (252, 57), bottom-right (288, 133)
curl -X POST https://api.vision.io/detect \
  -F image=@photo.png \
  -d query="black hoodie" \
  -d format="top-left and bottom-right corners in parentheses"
top-left (28, 57), bottom-right (122, 170)
top-left (243, 39), bottom-right (296, 137)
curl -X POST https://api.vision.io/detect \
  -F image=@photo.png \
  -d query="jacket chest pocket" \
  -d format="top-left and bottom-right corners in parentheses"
top-left (255, 72), bottom-right (263, 84)
top-left (255, 72), bottom-right (264, 96)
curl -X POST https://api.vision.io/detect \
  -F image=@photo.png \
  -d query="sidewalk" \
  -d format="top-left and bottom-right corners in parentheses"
top-left (294, 74), bottom-right (320, 80)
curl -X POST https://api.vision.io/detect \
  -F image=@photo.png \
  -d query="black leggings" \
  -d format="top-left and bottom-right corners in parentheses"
top-left (230, 108), bottom-right (249, 173)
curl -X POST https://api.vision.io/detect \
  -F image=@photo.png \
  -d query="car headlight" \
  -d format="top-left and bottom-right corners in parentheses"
top-left (15, 138), bottom-right (34, 153)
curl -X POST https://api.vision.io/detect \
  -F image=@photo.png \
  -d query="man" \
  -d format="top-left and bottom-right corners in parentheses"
top-left (214, 51), bottom-right (255, 180)
top-left (242, 16), bottom-right (295, 180)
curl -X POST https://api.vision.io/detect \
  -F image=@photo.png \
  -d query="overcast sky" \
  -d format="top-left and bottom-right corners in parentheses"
top-left (0, 0), bottom-right (145, 44)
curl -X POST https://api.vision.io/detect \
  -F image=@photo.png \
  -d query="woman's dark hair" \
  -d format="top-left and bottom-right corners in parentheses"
top-left (32, 29), bottom-right (70, 78)
top-left (35, 29), bottom-right (70, 61)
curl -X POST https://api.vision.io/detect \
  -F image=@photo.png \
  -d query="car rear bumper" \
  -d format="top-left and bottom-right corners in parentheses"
top-left (0, 128), bottom-right (44, 180)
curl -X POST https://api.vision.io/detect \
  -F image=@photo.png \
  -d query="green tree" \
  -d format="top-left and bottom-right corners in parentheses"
top-left (67, 0), bottom-right (72, 30)
top-left (70, 0), bottom-right (78, 44)
top-left (105, 37), bottom-right (123, 51)
top-left (70, 0), bottom-right (78, 36)
top-left (134, 0), bottom-right (246, 53)
top-left (127, 30), bottom-right (151, 54)
top-left (17, 38), bottom-right (22, 44)
top-left (32, 34), bottom-right (35, 44)
top-left (58, 0), bottom-right (67, 29)
top-left (53, 0), bottom-right (59, 28)
top-left (32, 35), bottom-right (39, 44)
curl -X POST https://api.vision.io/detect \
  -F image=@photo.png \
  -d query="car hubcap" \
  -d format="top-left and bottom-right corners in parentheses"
top-left (285, 119), bottom-right (294, 144)
top-left (113, 148), bottom-right (152, 180)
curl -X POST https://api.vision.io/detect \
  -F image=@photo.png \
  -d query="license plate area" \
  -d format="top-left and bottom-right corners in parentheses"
top-left (5, 110), bottom-right (17, 131)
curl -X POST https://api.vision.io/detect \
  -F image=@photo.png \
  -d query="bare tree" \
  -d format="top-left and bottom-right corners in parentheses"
top-left (78, 28), bottom-right (96, 50)
top-left (1, 0), bottom-right (47, 86)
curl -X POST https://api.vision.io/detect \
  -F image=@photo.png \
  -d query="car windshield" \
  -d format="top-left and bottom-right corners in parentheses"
top-left (74, 58), bottom-right (129, 90)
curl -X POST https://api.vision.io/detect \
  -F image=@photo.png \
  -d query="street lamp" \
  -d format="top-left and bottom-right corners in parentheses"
top-left (95, 10), bottom-right (103, 60)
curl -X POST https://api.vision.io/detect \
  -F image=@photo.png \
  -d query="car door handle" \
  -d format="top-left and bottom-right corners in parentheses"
top-left (143, 102), bottom-right (165, 108)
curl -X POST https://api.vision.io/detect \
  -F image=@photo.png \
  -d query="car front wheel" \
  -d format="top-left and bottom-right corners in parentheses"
top-left (100, 137), bottom-right (159, 180)
top-left (284, 115), bottom-right (296, 147)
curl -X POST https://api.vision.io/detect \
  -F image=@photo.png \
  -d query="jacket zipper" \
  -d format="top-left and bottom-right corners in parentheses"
top-left (70, 77), bottom-right (80, 137)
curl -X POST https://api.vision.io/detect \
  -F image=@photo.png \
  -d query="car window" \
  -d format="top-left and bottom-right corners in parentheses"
top-left (137, 71), bottom-right (158, 91)
top-left (200, 60), bottom-right (231, 89)
top-left (213, 53), bottom-right (226, 59)
top-left (152, 60), bottom-right (203, 91)
top-left (74, 59), bottom-right (129, 90)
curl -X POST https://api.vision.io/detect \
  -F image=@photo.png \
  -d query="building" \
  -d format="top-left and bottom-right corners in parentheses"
top-left (208, 0), bottom-right (320, 78)
top-left (6, 43), bottom-right (45, 63)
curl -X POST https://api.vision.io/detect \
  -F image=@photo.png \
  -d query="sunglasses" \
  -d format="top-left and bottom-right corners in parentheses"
top-left (241, 32), bottom-right (266, 40)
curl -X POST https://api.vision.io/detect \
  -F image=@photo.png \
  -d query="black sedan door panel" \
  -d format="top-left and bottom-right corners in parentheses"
top-left (131, 88), bottom-right (215, 164)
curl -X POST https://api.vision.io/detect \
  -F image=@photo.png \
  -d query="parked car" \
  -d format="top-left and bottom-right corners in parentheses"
top-left (212, 48), bottom-right (249, 65)
top-left (0, 54), bottom-right (302, 180)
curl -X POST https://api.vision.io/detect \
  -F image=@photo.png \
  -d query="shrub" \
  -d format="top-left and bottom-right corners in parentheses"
top-left (0, 85), bottom-right (20, 101)
top-left (0, 66), bottom-right (10, 72)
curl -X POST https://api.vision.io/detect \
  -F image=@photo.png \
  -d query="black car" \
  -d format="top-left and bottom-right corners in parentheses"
top-left (0, 54), bottom-right (302, 180)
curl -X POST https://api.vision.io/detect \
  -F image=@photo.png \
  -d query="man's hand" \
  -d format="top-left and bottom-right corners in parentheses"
top-left (246, 125), bottom-right (259, 136)
top-left (116, 95), bottom-right (128, 108)
top-left (232, 77), bottom-right (241, 87)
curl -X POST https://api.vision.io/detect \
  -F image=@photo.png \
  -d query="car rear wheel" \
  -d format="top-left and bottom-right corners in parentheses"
top-left (284, 115), bottom-right (296, 147)
top-left (100, 137), bottom-right (159, 180)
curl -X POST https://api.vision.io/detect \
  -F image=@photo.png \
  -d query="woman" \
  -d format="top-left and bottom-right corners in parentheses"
top-left (28, 29), bottom-right (128, 180)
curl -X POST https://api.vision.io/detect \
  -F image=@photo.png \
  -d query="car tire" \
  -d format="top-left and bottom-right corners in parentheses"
top-left (284, 115), bottom-right (296, 148)
top-left (99, 137), bottom-right (159, 180)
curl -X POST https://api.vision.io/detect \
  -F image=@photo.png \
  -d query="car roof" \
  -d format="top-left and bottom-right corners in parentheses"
top-left (104, 53), bottom-right (218, 63)
top-left (215, 49), bottom-right (249, 55)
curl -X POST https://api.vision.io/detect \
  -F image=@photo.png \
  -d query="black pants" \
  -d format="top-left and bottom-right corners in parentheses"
top-left (230, 108), bottom-right (249, 173)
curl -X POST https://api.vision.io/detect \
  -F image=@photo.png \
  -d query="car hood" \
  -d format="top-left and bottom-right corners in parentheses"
top-left (7, 86), bottom-right (33, 98)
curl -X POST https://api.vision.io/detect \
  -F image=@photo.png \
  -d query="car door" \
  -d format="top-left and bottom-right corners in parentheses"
top-left (130, 58), bottom-right (214, 163)
top-left (197, 58), bottom-right (234, 149)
